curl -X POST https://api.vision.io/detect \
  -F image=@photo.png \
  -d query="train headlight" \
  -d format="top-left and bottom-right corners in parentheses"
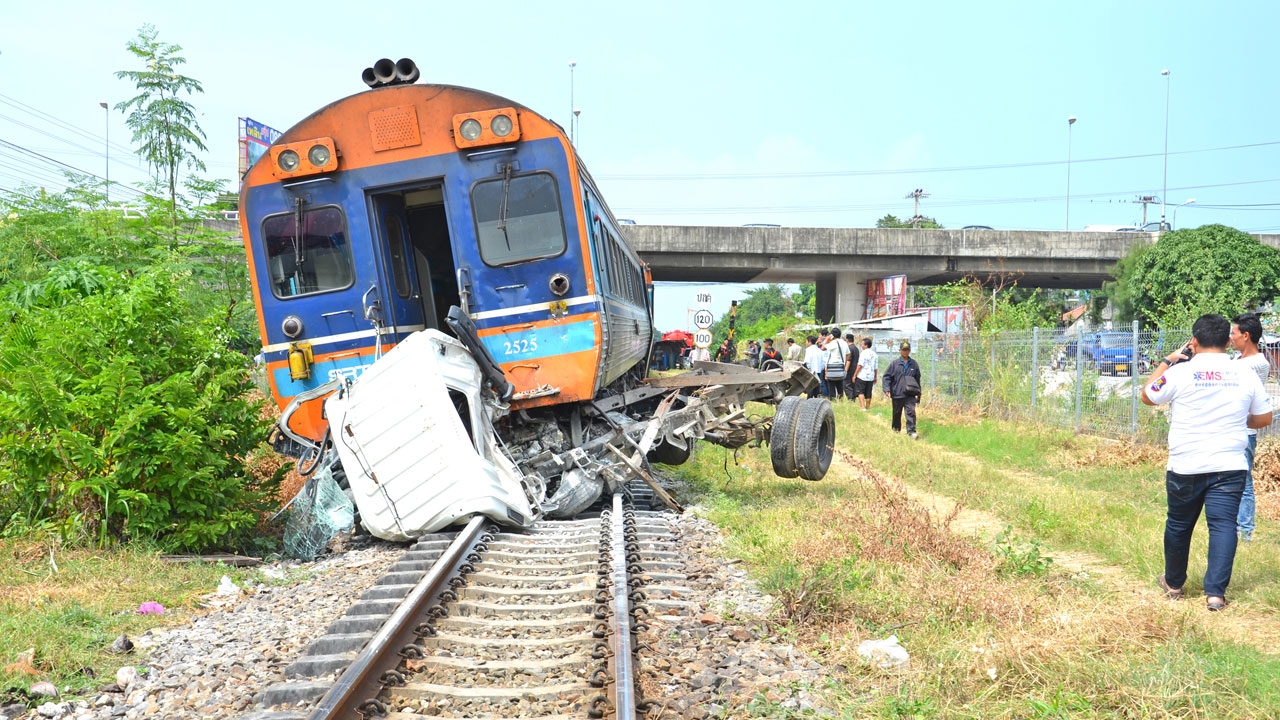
top-left (452, 108), bottom-right (522, 149)
top-left (308, 144), bottom-right (331, 167)
top-left (269, 137), bottom-right (338, 179)
top-left (459, 119), bottom-right (483, 141)
top-left (282, 315), bottom-right (303, 338)
top-left (278, 150), bottom-right (300, 172)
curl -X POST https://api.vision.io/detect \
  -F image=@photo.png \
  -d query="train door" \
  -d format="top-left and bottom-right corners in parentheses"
top-left (369, 193), bottom-right (426, 340)
top-left (403, 187), bottom-right (460, 331)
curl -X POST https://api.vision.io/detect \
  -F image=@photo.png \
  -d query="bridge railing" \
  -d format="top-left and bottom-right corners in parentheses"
top-left (907, 325), bottom-right (1278, 443)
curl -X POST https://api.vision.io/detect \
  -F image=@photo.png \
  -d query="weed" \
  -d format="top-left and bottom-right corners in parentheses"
top-left (1027, 685), bottom-right (1093, 718)
top-left (993, 525), bottom-right (1053, 577)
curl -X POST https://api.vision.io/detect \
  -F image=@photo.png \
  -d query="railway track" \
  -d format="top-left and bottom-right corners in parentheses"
top-left (248, 489), bottom-right (688, 720)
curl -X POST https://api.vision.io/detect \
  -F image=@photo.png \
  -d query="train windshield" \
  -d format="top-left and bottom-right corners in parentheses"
top-left (472, 172), bottom-right (566, 265)
top-left (262, 206), bottom-right (354, 298)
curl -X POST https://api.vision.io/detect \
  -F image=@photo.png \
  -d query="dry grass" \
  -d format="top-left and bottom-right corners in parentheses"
top-left (1252, 437), bottom-right (1280, 522)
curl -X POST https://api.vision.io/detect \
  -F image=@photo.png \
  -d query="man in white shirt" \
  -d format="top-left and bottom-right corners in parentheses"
top-left (802, 334), bottom-right (826, 397)
top-left (822, 328), bottom-right (850, 400)
top-left (853, 338), bottom-right (878, 410)
top-left (1141, 313), bottom-right (1272, 611)
top-left (1231, 312), bottom-right (1271, 542)
top-left (785, 337), bottom-right (803, 362)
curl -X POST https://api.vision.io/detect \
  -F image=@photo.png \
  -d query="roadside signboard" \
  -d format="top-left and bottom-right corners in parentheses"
top-left (694, 329), bottom-right (713, 348)
top-left (695, 291), bottom-right (713, 307)
top-left (693, 309), bottom-right (714, 329)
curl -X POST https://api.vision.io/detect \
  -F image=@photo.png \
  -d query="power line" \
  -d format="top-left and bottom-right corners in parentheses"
top-left (0, 137), bottom-right (152, 200)
top-left (0, 93), bottom-right (140, 159)
top-left (599, 140), bottom-right (1280, 182)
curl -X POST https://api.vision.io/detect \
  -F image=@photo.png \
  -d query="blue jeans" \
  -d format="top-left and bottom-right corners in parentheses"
top-left (1238, 434), bottom-right (1257, 537)
top-left (1164, 469), bottom-right (1246, 597)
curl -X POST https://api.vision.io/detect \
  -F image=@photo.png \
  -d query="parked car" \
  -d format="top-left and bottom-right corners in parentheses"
top-left (1053, 332), bottom-right (1151, 376)
top-left (962, 225), bottom-right (993, 230)
top-left (1141, 221), bottom-right (1171, 232)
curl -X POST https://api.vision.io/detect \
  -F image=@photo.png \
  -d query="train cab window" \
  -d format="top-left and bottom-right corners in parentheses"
top-left (384, 215), bottom-right (412, 298)
top-left (262, 206), bottom-right (354, 298)
top-left (472, 172), bottom-right (566, 265)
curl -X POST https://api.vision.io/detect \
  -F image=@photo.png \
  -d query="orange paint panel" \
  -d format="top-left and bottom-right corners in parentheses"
top-left (505, 348), bottom-right (599, 409)
top-left (475, 311), bottom-right (597, 337)
top-left (451, 107), bottom-right (522, 149)
top-left (268, 137), bottom-right (338, 180)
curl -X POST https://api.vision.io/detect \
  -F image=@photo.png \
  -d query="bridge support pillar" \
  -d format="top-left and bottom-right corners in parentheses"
top-left (816, 272), bottom-right (871, 325)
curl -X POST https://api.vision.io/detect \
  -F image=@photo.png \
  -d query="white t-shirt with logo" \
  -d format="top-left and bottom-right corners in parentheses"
top-left (1236, 352), bottom-right (1272, 436)
top-left (856, 348), bottom-right (878, 381)
top-left (1146, 352), bottom-right (1271, 474)
top-left (825, 338), bottom-right (849, 372)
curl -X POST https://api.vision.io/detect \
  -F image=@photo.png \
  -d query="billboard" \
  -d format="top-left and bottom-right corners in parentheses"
top-left (864, 274), bottom-right (908, 319)
top-left (238, 117), bottom-right (283, 177)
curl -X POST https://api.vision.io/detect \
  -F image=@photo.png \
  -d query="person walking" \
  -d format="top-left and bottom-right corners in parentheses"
top-left (803, 335), bottom-right (827, 398)
top-left (785, 337), bottom-right (802, 362)
top-left (1231, 313), bottom-right (1271, 542)
top-left (854, 338), bottom-right (878, 410)
top-left (882, 340), bottom-right (922, 437)
top-left (1141, 314), bottom-right (1272, 611)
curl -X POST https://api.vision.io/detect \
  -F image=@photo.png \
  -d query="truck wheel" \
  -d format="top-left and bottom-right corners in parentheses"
top-left (793, 398), bottom-right (835, 481)
top-left (769, 396), bottom-right (803, 478)
top-left (648, 437), bottom-right (692, 466)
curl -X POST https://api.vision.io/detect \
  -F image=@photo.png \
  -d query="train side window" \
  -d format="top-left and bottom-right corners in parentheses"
top-left (384, 215), bottom-right (411, 298)
top-left (472, 172), bottom-right (567, 266)
top-left (262, 206), bottom-right (354, 299)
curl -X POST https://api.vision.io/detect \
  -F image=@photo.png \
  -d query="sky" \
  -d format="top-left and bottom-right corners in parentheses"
top-left (2, 1), bottom-right (1276, 333)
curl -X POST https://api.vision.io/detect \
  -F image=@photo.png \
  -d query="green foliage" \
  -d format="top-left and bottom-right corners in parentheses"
top-left (1113, 225), bottom-right (1280, 328)
top-left (115, 24), bottom-right (208, 239)
top-left (877, 213), bottom-right (942, 229)
top-left (0, 270), bottom-right (271, 551)
top-left (1100, 239), bottom-right (1153, 323)
top-left (913, 278), bottom-right (1059, 332)
top-left (993, 525), bottom-right (1053, 577)
top-left (794, 283), bottom-right (816, 318)
top-left (709, 284), bottom-right (798, 345)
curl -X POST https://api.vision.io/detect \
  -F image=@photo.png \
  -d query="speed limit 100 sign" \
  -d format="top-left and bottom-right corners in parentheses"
top-left (692, 309), bottom-right (714, 329)
top-left (694, 330), bottom-right (713, 348)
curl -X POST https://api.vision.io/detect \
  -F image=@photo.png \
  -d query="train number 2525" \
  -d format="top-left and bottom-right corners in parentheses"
top-left (504, 337), bottom-right (539, 355)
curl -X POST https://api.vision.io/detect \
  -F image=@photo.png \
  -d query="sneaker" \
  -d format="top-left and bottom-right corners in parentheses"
top-left (909, 432), bottom-right (918, 439)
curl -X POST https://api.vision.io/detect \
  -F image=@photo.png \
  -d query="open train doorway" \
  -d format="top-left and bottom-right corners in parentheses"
top-left (369, 184), bottom-right (460, 334)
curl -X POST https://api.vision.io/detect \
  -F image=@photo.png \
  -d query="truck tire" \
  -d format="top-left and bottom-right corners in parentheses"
top-left (793, 398), bottom-right (835, 481)
top-left (769, 396), bottom-right (803, 478)
top-left (648, 437), bottom-right (692, 466)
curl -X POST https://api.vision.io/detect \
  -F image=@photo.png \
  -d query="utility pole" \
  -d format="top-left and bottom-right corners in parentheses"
top-left (905, 188), bottom-right (929, 228)
top-left (1135, 195), bottom-right (1158, 226)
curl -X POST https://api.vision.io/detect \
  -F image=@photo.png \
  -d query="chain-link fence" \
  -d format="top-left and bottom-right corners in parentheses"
top-left (895, 324), bottom-right (1279, 443)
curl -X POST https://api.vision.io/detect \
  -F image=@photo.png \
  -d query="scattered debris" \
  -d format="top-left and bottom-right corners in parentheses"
top-left (158, 553), bottom-right (262, 567)
top-left (215, 575), bottom-right (241, 596)
top-left (135, 601), bottom-right (165, 615)
top-left (115, 666), bottom-right (137, 691)
top-left (28, 681), bottom-right (58, 698)
top-left (109, 634), bottom-right (134, 655)
top-left (856, 635), bottom-right (911, 670)
top-left (5, 647), bottom-right (38, 676)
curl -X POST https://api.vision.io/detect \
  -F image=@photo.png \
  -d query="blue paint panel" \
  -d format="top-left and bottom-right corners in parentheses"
top-left (481, 320), bottom-right (596, 364)
top-left (272, 354), bottom-right (376, 397)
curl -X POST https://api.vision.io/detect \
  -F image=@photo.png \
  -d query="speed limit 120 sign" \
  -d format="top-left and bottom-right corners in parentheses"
top-left (693, 309), bottom-right (714, 329)
top-left (694, 330), bottom-right (713, 348)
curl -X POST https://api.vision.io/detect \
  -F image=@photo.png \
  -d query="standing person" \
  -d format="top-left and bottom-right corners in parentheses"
top-left (882, 340), bottom-right (922, 437)
top-left (843, 332), bottom-right (861, 401)
top-left (1141, 314), bottom-right (1272, 611)
top-left (690, 343), bottom-right (711, 363)
top-left (714, 338), bottom-right (733, 363)
top-left (854, 338), bottom-right (878, 410)
top-left (760, 338), bottom-right (783, 369)
top-left (785, 337), bottom-right (802, 362)
top-left (1231, 313), bottom-right (1271, 542)
top-left (823, 328), bottom-right (849, 399)
top-left (746, 339), bottom-right (761, 369)
top-left (803, 335), bottom-right (827, 398)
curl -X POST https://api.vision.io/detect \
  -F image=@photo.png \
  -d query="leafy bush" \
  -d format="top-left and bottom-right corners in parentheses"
top-left (0, 267), bottom-right (272, 551)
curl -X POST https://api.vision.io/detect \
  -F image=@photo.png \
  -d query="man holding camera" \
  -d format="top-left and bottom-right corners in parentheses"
top-left (1141, 314), bottom-right (1272, 611)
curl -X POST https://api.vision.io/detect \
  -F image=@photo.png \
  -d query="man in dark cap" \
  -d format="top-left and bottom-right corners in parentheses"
top-left (882, 340), bottom-right (923, 438)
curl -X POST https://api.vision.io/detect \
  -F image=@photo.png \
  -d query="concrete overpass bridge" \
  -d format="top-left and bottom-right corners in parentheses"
top-left (623, 225), bottom-right (1280, 322)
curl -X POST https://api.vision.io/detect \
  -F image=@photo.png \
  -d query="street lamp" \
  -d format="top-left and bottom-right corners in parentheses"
top-left (1066, 116), bottom-right (1077, 230)
top-left (1173, 198), bottom-right (1196, 229)
top-left (573, 108), bottom-right (581, 147)
top-left (1160, 69), bottom-right (1171, 226)
top-left (99, 101), bottom-right (109, 203)
top-left (568, 60), bottom-right (577, 144)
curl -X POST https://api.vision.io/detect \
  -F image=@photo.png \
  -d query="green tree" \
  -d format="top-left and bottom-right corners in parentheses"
top-left (876, 213), bottom-right (943, 229)
top-left (115, 24), bottom-right (208, 242)
top-left (708, 284), bottom-right (797, 344)
top-left (1114, 224), bottom-right (1280, 328)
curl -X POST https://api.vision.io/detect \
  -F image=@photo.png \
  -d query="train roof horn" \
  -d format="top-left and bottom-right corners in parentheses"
top-left (362, 58), bottom-right (420, 88)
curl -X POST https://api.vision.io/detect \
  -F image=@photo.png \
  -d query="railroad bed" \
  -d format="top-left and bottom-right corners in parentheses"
top-left (57, 485), bottom-right (827, 720)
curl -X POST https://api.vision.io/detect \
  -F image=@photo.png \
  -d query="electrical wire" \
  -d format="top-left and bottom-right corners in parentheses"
top-left (0, 138), bottom-right (153, 200)
top-left (600, 140), bottom-right (1280, 182)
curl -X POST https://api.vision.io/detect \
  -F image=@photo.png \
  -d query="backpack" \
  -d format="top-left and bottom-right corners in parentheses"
top-left (902, 367), bottom-right (921, 397)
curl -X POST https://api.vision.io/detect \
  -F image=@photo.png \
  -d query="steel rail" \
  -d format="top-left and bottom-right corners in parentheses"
top-left (609, 492), bottom-right (637, 720)
top-left (307, 514), bottom-right (488, 719)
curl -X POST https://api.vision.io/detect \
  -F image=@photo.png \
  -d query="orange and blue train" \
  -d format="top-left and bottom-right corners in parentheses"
top-left (239, 59), bottom-right (653, 450)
